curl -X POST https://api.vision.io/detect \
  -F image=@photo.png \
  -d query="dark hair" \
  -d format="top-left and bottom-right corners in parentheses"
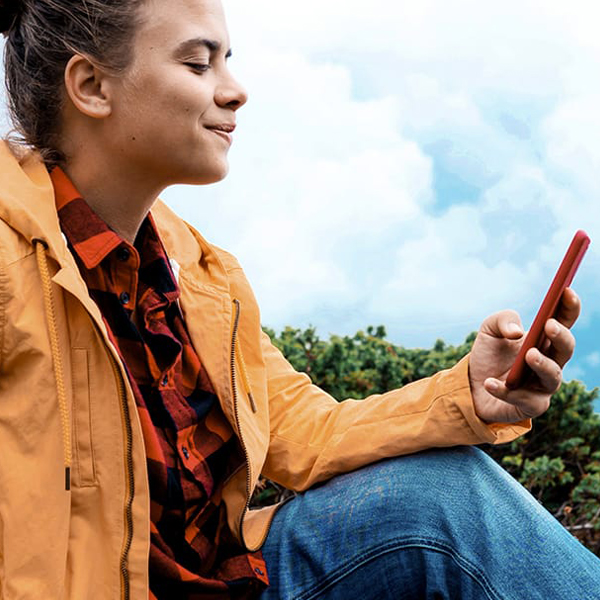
top-left (1, 0), bottom-right (145, 166)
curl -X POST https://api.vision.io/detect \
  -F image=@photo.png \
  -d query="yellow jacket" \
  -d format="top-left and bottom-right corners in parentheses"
top-left (0, 142), bottom-right (529, 599)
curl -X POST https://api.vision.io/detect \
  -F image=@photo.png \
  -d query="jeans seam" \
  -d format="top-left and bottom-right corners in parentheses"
top-left (295, 536), bottom-right (504, 600)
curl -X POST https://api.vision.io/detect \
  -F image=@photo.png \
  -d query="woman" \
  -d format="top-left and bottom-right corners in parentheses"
top-left (0, 0), bottom-right (597, 599)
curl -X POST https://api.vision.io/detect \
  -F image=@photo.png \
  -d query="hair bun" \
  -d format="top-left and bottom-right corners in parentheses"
top-left (0, 0), bottom-right (22, 34)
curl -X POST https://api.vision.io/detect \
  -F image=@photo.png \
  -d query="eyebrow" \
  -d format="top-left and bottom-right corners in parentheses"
top-left (175, 37), bottom-right (232, 59)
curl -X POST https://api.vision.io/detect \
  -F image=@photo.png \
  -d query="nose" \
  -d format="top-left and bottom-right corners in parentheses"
top-left (215, 71), bottom-right (248, 111)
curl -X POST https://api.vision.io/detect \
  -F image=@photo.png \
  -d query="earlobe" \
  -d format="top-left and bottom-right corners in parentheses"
top-left (64, 54), bottom-right (112, 119)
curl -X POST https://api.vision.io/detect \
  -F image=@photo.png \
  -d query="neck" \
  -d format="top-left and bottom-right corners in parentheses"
top-left (62, 150), bottom-right (166, 245)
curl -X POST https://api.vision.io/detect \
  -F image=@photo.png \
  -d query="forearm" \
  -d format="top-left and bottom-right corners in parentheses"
top-left (262, 341), bottom-right (531, 491)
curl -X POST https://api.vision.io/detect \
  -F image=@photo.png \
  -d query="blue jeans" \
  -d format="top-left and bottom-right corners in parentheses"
top-left (259, 447), bottom-right (600, 599)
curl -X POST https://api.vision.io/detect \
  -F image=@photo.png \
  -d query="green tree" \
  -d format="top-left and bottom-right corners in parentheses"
top-left (486, 380), bottom-right (600, 552)
top-left (263, 325), bottom-right (475, 397)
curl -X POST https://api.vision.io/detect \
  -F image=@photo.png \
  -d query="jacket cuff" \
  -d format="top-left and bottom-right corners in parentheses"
top-left (452, 355), bottom-right (531, 444)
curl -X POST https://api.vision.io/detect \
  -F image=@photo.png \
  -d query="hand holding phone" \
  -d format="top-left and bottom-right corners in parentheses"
top-left (505, 230), bottom-right (590, 390)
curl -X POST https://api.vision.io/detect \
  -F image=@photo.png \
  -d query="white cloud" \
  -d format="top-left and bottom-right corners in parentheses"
top-left (164, 48), bottom-right (437, 331)
top-left (586, 352), bottom-right (600, 368)
top-left (164, 0), bottom-right (600, 353)
top-left (563, 362), bottom-right (586, 383)
top-left (542, 95), bottom-right (600, 200)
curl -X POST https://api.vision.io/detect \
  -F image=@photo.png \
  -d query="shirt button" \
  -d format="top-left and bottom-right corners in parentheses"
top-left (119, 291), bottom-right (130, 305)
top-left (161, 374), bottom-right (169, 387)
top-left (181, 446), bottom-right (189, 459)
top-left (254, 567), bottom-right (264, 576)
top-left (117, 246), bottom-right (131, 262)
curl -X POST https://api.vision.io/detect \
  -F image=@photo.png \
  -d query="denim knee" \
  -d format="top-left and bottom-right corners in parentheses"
top-left (342, 446), bottom-right (502, 511)
top-left (262, 446), bottom-right (600, 600)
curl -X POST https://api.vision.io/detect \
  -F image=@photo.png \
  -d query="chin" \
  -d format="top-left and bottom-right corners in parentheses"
top-left (177, 162), bottom-right (230, 186)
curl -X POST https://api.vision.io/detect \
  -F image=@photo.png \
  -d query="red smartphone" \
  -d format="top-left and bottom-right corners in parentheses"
top-left (505, 230), bottom-right (590, 390)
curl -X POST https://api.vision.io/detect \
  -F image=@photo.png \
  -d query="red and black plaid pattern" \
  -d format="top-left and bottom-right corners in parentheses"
top-left (51, 168), bottom-right (268, 599)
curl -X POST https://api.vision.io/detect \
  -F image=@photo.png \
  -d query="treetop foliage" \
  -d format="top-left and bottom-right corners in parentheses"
top-left (263, 324), bottom-right (476, 399)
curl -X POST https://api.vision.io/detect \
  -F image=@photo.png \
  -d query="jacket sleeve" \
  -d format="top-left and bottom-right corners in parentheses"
top-left (259, 331), bottom-right (530, 491)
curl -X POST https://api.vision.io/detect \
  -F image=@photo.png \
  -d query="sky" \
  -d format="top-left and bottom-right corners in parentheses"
top-left (1, 1), bottom-right (600, 393)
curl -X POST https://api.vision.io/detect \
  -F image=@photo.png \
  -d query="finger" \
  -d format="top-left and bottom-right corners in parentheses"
top-left (483, 377), bottom-right (549, 418)
top-left (544, 318), bottom-right (576, 367)
top-left (483, 377), bottom-right (511, 402)
top-left (481, 309), bottom-right (524, 340)
top-left (497, 310), bottom-right (524, 340)
top-left (525, 348), bottom-right (563, 394)
top-left (554, 288), bottom-right (581, 329)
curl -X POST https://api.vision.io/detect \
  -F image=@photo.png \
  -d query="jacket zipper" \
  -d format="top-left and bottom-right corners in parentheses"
top-left (230, 299), bottom-right (253, 542)
top-left (35, 241), bottom-right (135, 595)
top-left (231, 298), bottom-right (291, 550)
top-left (107, 351), bottom-right (135, 600)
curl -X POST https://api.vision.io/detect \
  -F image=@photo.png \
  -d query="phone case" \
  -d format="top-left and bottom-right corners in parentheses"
top-left (505, 230), bottom-right (590, 390)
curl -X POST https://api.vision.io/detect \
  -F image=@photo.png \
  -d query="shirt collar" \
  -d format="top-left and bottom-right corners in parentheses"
top-left (50, 166), bottom-right (123, 269)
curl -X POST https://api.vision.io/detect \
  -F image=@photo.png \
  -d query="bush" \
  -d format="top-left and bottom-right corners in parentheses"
top-left (256, 325), bottom-right (600, 555)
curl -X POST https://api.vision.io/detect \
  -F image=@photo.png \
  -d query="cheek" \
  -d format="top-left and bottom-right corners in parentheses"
top-left (153, 92), bottom-right (210, 135)
top-left (164, 76), bottom-right (214, 118)
top-left (113, 79), bottom-right (214, 150)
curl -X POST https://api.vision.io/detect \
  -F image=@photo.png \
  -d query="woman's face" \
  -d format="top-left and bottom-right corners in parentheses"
top-left (103, 0), bottom-right (247, 186)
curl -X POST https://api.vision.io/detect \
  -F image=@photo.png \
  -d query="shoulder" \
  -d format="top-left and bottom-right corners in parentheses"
top-left (0, 217), bottom-right (36, 268)
top-left (151, 199), bottom-right (262, 323)
top-left (152, 199), bottom-right (244, 274)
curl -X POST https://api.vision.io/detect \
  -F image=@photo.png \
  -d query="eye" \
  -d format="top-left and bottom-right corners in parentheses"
top-left (184, 62), bottom-right (211, 74)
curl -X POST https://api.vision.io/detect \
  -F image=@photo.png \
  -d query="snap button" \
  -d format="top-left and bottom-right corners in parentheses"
top-left (117, 246), bottom-right (131, 262)
top-left (119, 291), bottom-right (130, 305)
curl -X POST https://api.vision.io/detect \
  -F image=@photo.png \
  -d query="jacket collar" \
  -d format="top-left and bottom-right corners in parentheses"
top-left (0, 141), bottom-right (73, 268)
top-left (0, 140), bottom-right (231, 293)
top-left (50, 166), bottom-right (123, 269)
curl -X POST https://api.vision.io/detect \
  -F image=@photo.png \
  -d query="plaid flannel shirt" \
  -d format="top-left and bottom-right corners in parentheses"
top-left (51, 167), bottom-right (268, 599)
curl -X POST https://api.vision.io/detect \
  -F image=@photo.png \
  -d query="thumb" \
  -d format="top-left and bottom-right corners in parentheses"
top-left (480, 310), bottom-right (524, 340)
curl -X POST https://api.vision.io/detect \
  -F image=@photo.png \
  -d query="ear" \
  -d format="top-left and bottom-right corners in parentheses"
top-left (64, 54), bottom-right (113, 119)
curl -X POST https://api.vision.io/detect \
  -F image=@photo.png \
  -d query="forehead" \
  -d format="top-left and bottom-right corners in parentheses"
top-left (136, 0), bottom-right (230, 51)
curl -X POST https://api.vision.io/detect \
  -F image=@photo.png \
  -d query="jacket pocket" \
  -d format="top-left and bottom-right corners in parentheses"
top-left (71, 348), bottom-right (98, 487)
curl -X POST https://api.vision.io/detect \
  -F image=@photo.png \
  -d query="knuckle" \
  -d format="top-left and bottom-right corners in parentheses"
top-left (546, 366), bottom-right (562, 393)
top-left (554, 366), bottom-right (563, 386)
top-left (531, 396), bottom-right (551, 418)
top-left (557, 324), bottom-right (574, 343)
top-left (504, 309), bottom-right (520, 322)
top-left (552, 360), bottom-right (562, 377)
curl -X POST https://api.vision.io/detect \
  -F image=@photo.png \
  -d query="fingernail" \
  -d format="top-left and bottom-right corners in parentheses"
top-left (508, 323), bottom-right (523, 335)
top-left (548, 322), bottom-right (559, 337)
top-left (487, 379), bottom-right (499, 392)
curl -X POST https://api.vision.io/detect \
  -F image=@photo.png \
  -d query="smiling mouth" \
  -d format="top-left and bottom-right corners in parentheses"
top-left (206, 124), bottom-right (236, 145)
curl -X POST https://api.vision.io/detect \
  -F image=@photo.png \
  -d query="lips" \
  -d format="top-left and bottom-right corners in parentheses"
top-left (206, 123), bottom-right (236, 145)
